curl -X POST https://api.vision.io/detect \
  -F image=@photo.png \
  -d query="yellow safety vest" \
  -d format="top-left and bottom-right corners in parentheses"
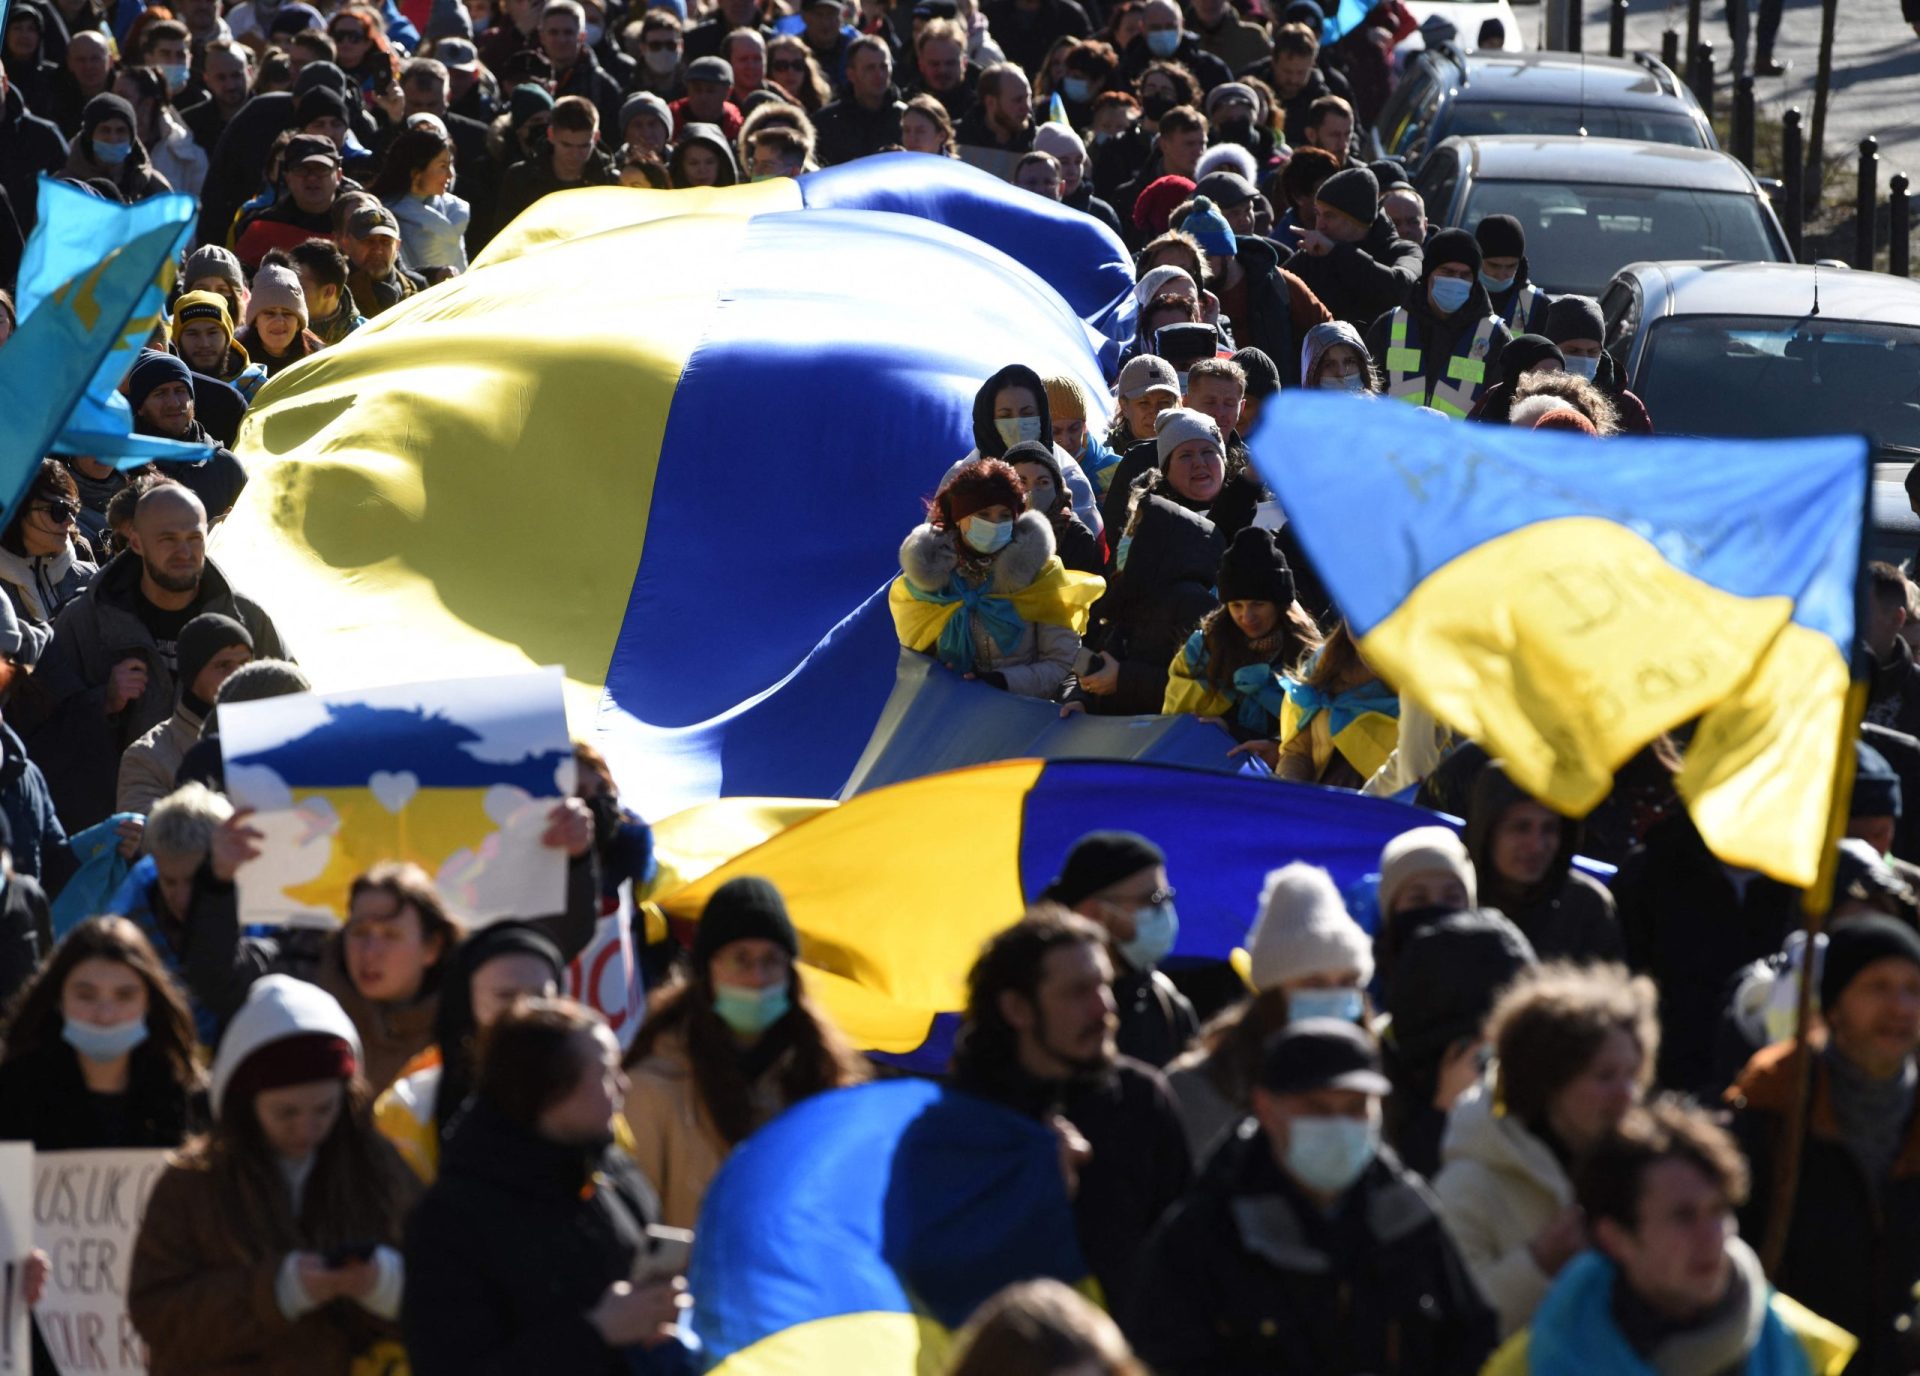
top-left (1384, 307), bottom-right (1497, 418)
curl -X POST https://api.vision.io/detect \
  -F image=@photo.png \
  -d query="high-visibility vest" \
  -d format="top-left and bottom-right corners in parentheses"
top-left (1494, 280), bottom-right (1545, 333)
top-left (1384, 307), bottom-right (1498, 418)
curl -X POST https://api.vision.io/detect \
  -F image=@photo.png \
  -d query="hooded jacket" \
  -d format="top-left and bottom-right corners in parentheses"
top-left (1, 79), bottom-right (69, 238)
top-left (667, 122), bottom-right (739, 187)
top-left (967, 362), bottom-right (1106, 538)
top-left (0, 722), bottom-right (64, 886)
top-left (1223, 235), bottom-right (1327, 388)
top-left (1007, 442), bottom-right (1103, 574)
top-left (1289, 212), bottom-right (1422, 328)
top-left (146, 103), bottom-right (208, 199)
top-left (1464, 764), bottom-right (1624, 964)
top-left (1081, 486), bottom-right (1224, 715)
top-left (0, 538), bottom-right (97, 665)
top-left (61, 130), bottom-right (174, 201)
top-left (116, 700), bottom-right (205, 815)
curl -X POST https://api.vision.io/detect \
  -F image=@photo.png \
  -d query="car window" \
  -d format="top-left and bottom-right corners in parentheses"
top-left (1635, 316), bottom-right (1920, 447)
top-left (1374, 59), bottom-right (1429, 156)
top-left (1415, 150), bottom-right (1460, 224)
top-left (1459, 182), bottom-right (1782, 295)
top-left (1448, 104), bottom-right (1709, 149)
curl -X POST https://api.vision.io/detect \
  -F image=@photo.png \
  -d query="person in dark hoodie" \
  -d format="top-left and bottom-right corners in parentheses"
top-left (954, 362), bottom-right (1106, 541)
top-left (665, 119), bottom-right (739, 187)
top-left (1464, 760), bottom-right (1624, 964)
top-left (1366, 226), bottom-right (1510, 418)
top-left (1466, 334), bottom-right (1564, 425)
top-left (1005, 440), bottom-right (1102, 574)
top-left (61, 91), bottom-right (173, 202)
top-left (1472, 214), bottom-right (1549, 336)
top-left (124, 351), bottom-right (251, 522)
top-left (1542, 293), bottom-right (1654, 435)
top-left (1289, 165), bottom-right (1422, 330)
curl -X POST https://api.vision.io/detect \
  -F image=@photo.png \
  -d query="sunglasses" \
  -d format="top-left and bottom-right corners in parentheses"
top-left (38, 500), bottom-right (80, 525)
top-left (331, 27), bottom-right (368, 40)
top-left (769, 57), bottom-right (804, 71)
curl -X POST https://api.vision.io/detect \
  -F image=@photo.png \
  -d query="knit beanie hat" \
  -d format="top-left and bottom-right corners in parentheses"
top-left (217, 657), bottom-right (313, 704)
top-left (1533, 408), bottom-right (1597, 435)
top-left (1822, 915), bottom-right (1920, 1013)
top-left (1042, 375), bottom-right (1087, 425)
top-left (1854, 740), bottom-right (1902, 819)
top-left (510, 81), bottom-right (557, 129)
top-left (294, 85), bottom-right (349, 128)
top-left (1182, 196), bottom-right (1237, 259)
top-left (1032, 121), bottom-right (1086, 164)
top-left (1313, 166), bottom-right (1378, 227)
top-left (209, 974), bottom-right (362, 1116)
top-left (1133, 264), bottom-right (1197, 310)
top-left (693, 876), bottom-right (800, 970)
top-left (177, 613), bottom-right (253, 694)
top-left (1499, 333), bottom-right (1563, 378)
top-left (1377, 825), bottom-right (1476, 920)
top-left (128, 349), bottom-right (193, 411)
top-left (1233, 346), bottom-right (1280, 399)
top-left (81, 92), bottom-right (138, 143)
top-left (1042, 831), bottom-right (1165, 907)
top-left (1422, 227), bottom-right (1481, 281)
top-left (183, 245), bottom-right (246, 293)
top-left (619, 90), bottom-right (672, 140)
top-left (1238, 863), bottom-right (1374, 991)
top-left (1194, 169), bottom-right (1256, 211)
top-left (246, 264), bottom-right (308, 328)
top-left (1215, 525), bottom-right (1294, 606)
top-left (1369, 156), bottom-right (1410, 190)
top-left (1544, 294), bottom-right (1606, 346)
top-left (1132, 174), bottom-right (1195, 235)
top-left (1474, 212), bottom-right (1526, 259)
top-left (1154, 406), bottom-right (1223, 468)
top-left (171, 289), bottom-right (236, 347)
top-left (1002, 440), bottom-right (1064, 510)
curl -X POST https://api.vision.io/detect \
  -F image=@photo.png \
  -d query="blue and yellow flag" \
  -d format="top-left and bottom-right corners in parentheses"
top-left (1246, 395), bottom-right (1869, 888)
top-left (691, 1078), bottom-right (1087, 1374)
top-left (0, 178), bottom-right (204, 518)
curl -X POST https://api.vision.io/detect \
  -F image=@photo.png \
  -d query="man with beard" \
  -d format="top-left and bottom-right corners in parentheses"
top-left (125, 351), bottom-right (250, 522)
top-left (169, 290), bottom-right (269, 404)
top-left (22, 483), bottom-right (285, 831)
top-left (949, 909), bottom-right (1193, 1317)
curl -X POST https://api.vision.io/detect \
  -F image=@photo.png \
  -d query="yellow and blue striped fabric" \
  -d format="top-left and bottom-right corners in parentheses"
top-left (1245, 394), bottom-right (1869, 887)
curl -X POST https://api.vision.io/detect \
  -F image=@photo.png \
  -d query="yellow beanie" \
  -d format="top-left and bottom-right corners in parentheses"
top-left (171, 289), bottom-right (236, 347)
top-left (1043, 374), bottom-right (1087, 424)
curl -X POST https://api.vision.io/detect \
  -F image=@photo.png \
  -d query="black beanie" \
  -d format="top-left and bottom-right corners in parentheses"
top-left (176, 612), bottom-right (253, 695)
top-left (1314, 166), bottom-right (1379, 227)
top-left (1499, 333), bottom-right (1563, 378)
top-left (1474, 213), bottom-right (1527, 259)
top-left (1822, 915), bottom-right (1920, 1013)
top-left (693, 876), bottom-right (799, 970)
top-left (1044, 831), bottom-right (1165, 907)
top-left (1544, 294), bottom-right (1606, 346)
top-left (1423, 227), bottom-right (1481, 281)
top-left (1216, 525), bottom-right (1295, 607)
top-left (295, 86), bottom-right (350, 128)
top-left (1233, 346), bottom-right (1280, 399)
top-left (81, 92), bottom-right (138, 143)
top-left (1853, 740), bottom-right (1902, 819)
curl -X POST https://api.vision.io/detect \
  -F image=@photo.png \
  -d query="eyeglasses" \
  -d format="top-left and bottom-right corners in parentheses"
top-left (37, 500), bottom-right (79, 525)
top-left (1105, 886), bottom-right (1176, 909)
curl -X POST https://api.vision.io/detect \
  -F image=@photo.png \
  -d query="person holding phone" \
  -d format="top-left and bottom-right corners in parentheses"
top-left (129, 975), bottom-right (421, 1376)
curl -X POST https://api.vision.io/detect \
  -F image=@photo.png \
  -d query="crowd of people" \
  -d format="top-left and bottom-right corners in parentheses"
top-left (0, 0), bottom-right (1912, 1369)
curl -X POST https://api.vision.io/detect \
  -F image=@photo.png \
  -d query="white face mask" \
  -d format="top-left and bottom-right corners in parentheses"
top-left (1025, 481), bottom-right (1056, 512)
top-left (1285, 1112), bottom-right (1380, 1194)
top-left (643, 46), bottom-right (680, 73)
top-left (963, 516), bottom-right (1012, 554)
top-left (994, 415), bottom-right (1042, 448)
top-left (1318, 372), bottom-right (1364, 392)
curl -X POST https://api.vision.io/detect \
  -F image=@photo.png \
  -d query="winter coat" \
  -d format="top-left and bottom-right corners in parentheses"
top-left (494, 145), bottom-right (618, 229)
top-left (116, 701), bottom-right (204, 815)
top-left (147, 105), bottom-right (208, 200)
top-left (1365, 281), bottom-right (1513, 412)
top-left (1194, 10), bottom-right (1272, 73)
top-left (1290, 212), bottom-right (1423, 328)
top-left (1080, 486), bottom-right (1224, 715)
top-left (349, 261), bottom-right (425, 318)
top-left (1465, 764), bottom-right (1624, 963)
top-left (18, 549), bottom-right (283, 832)
top-left (1126, 1119), bottom-right (1499, 1376)
top-left (1432, 1080), bottom-right (1572, 1337)
top-left (550, 47), bottom-right (625, 134)
top-left (1, 81), bottom-right (68, 239)
top-left (813, 88), bottom-right (906, 166)
top-left (306, 285), bottom-right (367, 347)
top-left (1115, 30), bottom-right (1232, 91)
top-left (388, 190), bottom-right (471, 271)
top-left (147, 422), bottom-right (249, 520)
top-left (0, 871), bottom-right (52, 1011)
top-left (60, 137), bottom-right (173, 201)
top-left (0, 1038), bottom-right (203, 1149)
top-left (0, 538), bottom-right (97, 666)
top-left (0, 721), bottom-right (67, 885)
top-left (966, 361), bottom-right (1106, 538)
top-left (403, 1101), bottom-right (663, 1376)
top-left (1222, 236), bottom-right (1334, 388)
top-left (1866, 637), bottom-right (1920, 739)
top-left (1163, 1046), bottom-right (1246, 1165)
top-left (895, 510), bottom-right (1086, 698)
top-left (1482, 1238), bottom-right (1854, 1376)
top-left (979, 0), bottom-right (1090, 75)
top-left (129, 1132), bottom-right (421, 1376)
top-left (1731, 1041), bottom-right (1920, 1375)
top-left (1164, 626), bottom-right (1287, 740)
top-left (1112, 961), bottom-right (1200, 1069)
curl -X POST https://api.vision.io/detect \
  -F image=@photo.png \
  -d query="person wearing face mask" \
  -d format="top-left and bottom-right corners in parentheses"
top-left (1542, 294), bottom-right (1655, 435)
top-left (978, 0), bottom-right (1089, 92)
top-left (117, 61), bottom-right (207, 200)
top-left (1464, 332), bottom-right (1563, 424)
top-left (1465, 761), bottom-right (1623, 964)
top-left (1041, 831), bottom-right (1195, 1069)
top-left (62, 90), bottom-right (174, 201)
top-left (129, 975), bottom-right (421, 1376)
top-left (1299, 317), bottom-right (1379, 395)
top-left (895, 458), bottom-right (1104, 698)
top-left (1434, 963), bottom-right (1658, 1338)
top-left (959, 363), bottom-right (1105, 540)
top-left (621, 877), bottom-right (867, 1228)
top-left (1129, 1018), bottom-right (1497, 1374)
top-left (1366, 226), bottom-right (1509, 418)
top-left (0, 459), bottom-right (99, 665)
top-left (1114, 0), bottom-right (1228, 91)
top-left (1372, 823), bottom-right (1476, 975)
top-left (1164, 864), bottom-right (1376, 1162)
top-left (1473, 213), bottom-right (1548, 336)
top-left (1007, 441), bottom-right (1102, 575)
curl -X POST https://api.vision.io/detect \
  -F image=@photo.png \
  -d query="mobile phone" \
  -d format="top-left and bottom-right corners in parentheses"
top-left (323, 1240), bottom-right (379, 1267)
top-left (630, 1225), bottom-right (694, 1283)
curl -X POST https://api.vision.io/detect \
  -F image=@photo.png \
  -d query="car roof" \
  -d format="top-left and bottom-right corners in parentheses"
top-left (1429, 49), bottom-right (1688, 108)
top-left (1620, 261), bottom-right (1920, 326)
top-left (1450, 135), bottom-right (1757, 190)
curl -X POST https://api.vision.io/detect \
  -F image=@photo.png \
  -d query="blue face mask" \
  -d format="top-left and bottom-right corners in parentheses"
top-left (1429, 275), bottom-right (1472, 314)
top-left (1062, 76), bottom-right (1094, 104)
top-left (1563, 354), bottom-right (1600, 381)
top-left (162, 62), bottom-right (191, 94)
top-left (963, 516), bottom-right (1013, 554)
top-left (1119, 901), bottom-right (1179, 971)
top-left (995, 415), bottom-right (1043, 449)
top-left (1319, 372), bottom-right (1364, 392)
top-left (1285, 1114), bottom-right (1379, 1194)
top-left (1478, 269), bottom-right (1515, 294)
top-left (93, 138), bottom-right (133, 166)
top-left (712, 982), bottom-right (790, 1037)
top-left (62, 1014), bottom-right (150, 1062)
top-left (1287, 987), bottom-right (1364, 1023)
top-left (1145, 28), bottom-right (1182, 56)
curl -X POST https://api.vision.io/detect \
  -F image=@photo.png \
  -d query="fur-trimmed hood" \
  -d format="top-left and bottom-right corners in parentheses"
top-left (899, 509), bottom-right (1057, 595)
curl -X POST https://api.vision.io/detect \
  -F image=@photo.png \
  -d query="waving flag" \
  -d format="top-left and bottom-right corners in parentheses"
top-left (649, 758), bottom-right (1458, 1063)
top-left (692, 1078), bottom-right (1087, 1374)
top-left (1247, 395), bottom-right (1869, 887)
top-left (214, 160), bottom-right (1124, 822)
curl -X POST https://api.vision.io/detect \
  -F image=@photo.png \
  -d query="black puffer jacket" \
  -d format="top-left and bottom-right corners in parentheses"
top-left (1464, 762), bottom-right (1624, 964)
top-left (1081, 485), bottom-right (1223, 715)
top-left (1291, 213), bottom-right (1422, 328)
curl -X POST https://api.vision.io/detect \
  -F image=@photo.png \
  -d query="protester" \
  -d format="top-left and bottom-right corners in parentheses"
top-left (235, 133), bottom-right (344, 269)
top-left (1299, 318), bottom-right (1379, 393)
top-left (124, 350), bottom-right (251, 519)
top-left (340, 203), bottom-right (425, 317)
top-left (128, 975), bottom-right (421, 1375)
top-left (1163, 525), bottom-right (1319, 740)
top-left (1185, 191), bottom-right (1332, 385)
top-left (404, 997), bottom-right (691, 1374)
top-left (1261, 618), bottom-right (1399, 786)
top-left (1128, 1018), bottom-right (1498, 1373)
top-left (1433, 962), bottom-right (1658, 1336)
top-left (1510, 369), bottom-right (1621, 435)
top-left (1005, 440), bottom-right (1101, 574)
top-left (496, 93), bottom-right (617, 224)
top-left (1366, 226), bottom-right (1508, 417)
top-left (63, 92), bottom-right (175, 201)
top-left (117, 62), bottom-right (208, 199)
top-left (117, 612), bottom-right (253, 813)
top-left (170, 289), bottom-right (270, 402)
top-left (1165, 863), bottom-right (1374, 1161)
top-left (621, 876), bottom-right (865, 1227)
top-left (237, 263), bottom-right (327, 377)
top-left (1465, 761), bottom-right (1624, 962)
top-left (1472, 213), bottom-right (1548, 335)
top-left (0, 458), bottom-right (98, 664)
top-left (1287, 165), bottom-right (1421, 329)
top-left (1542, 293), bottom-right (1654, 434)
top-left (288, 236), bottom-right (366, 345)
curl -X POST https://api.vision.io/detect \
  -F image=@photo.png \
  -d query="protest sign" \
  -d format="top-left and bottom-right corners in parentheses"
top-left (32, 1149), bottom-right (167, 1376)
top-left (0, 1143), bottom-right (29, 1375)
top-left (220, 670), bottom-right (573, 928)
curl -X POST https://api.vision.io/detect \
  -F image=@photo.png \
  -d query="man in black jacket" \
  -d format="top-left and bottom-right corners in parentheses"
top-left (812, 35), bottom-right (904, 165)
top-left (1364, 225), bottom-right (1508, 417)
top-left (1128, 1019), bottom-right (1498, 1375)
top-left (1245, 20), bottom-right (1352, 147)
top-left (1114, 0), bottom-right (1231, 91)
top-left (1287, 165), bottom-right (1421, 329)
top-left (0, 67), bottom-right (67, 241)
top-left (126, 352), bottom-right (251, 522)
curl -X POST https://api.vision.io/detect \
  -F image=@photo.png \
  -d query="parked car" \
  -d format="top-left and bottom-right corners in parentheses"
top-left (1413, 135), bottom-right (1790, 296)
top-left (1601, 260), bottom-right (1920, 567)
top-left (1370, 47), bottom-right (1714, 170)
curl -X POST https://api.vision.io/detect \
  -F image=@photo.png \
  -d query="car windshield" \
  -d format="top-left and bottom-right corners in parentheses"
top-left (1635, 315), bottom-right (1920, 449)
top-left (1450, 104), bottom-right (1707, 149)
top-left (1460, 180), bottom-right (1780, 294)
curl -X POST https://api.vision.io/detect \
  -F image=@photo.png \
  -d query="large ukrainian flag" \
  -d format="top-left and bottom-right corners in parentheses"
top-left (1246, 395), bottom-right (1870, 888)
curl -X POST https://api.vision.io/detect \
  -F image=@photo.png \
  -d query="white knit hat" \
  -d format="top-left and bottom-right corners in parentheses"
top-left (1376, 825), bottom-right (1477, 921)
top-left (1232, 862), bottom-right (1374, 992)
